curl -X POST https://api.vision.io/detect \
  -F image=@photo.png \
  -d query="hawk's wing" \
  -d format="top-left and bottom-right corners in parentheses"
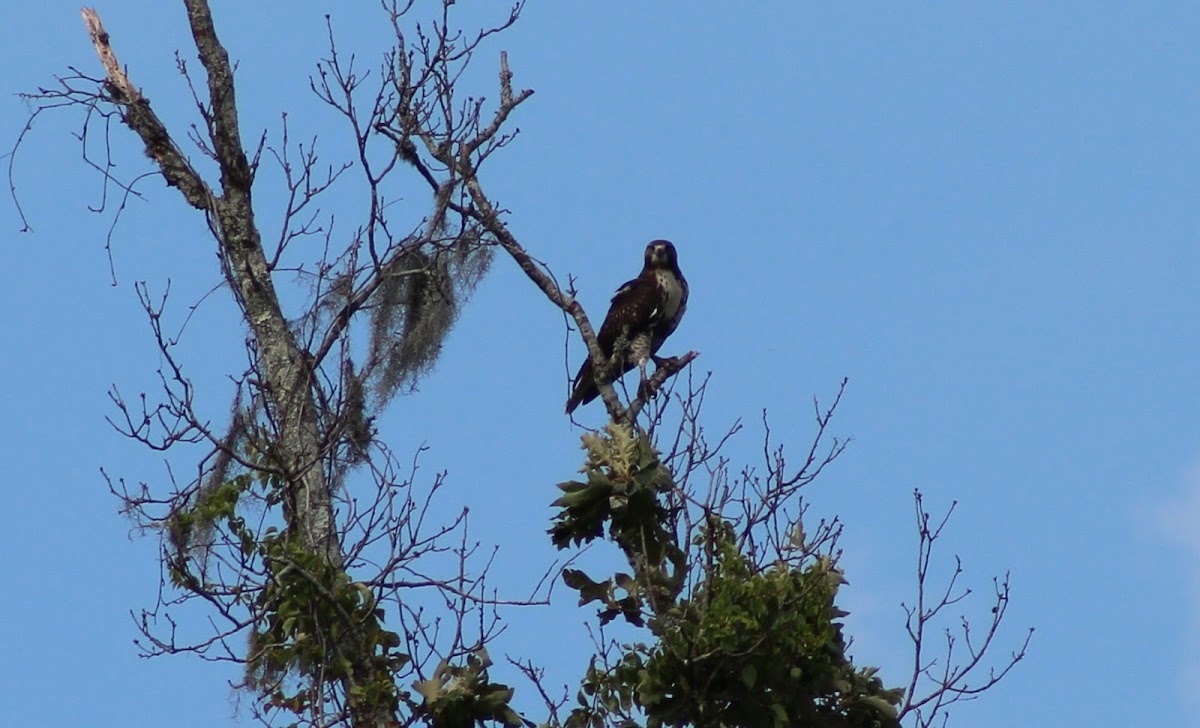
top-left (595, 275), bottom-right (664, 355)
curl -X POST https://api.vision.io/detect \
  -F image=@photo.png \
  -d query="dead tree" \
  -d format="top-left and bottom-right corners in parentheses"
top-left (19, 2), bottom-right (555, 725)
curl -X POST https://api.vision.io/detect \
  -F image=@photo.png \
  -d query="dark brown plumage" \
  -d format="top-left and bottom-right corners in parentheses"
top-left (565, 240), bottom-right (689, 415)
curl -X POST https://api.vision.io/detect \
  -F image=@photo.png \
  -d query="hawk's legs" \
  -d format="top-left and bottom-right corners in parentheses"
top-left (636, 358), bottom-right (651, 401)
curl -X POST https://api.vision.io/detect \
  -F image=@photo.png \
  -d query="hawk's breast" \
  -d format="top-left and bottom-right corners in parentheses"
top-left (656, 271), bottom-right (685, 319)
top-left (652, 269), bottom-right (687, 346)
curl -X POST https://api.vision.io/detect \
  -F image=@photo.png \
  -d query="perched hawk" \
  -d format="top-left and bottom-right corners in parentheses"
top-left (565, 240), bottom-right (689, 414)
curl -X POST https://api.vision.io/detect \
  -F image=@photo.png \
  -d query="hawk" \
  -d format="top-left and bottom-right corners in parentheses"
top-left (565, 239), bottom-right (689, 415)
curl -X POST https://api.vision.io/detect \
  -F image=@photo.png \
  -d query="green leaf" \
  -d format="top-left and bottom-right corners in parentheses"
top-left (557, 480), bottom-right (589, 493)
top-left (740, 664), bottom-right (757, 688)
top-left (562, 569), bottom-right (611, 606)
top-left (412, 678), bottom-right (441, 703)
top-left (862, 695), bottom-right (900, 719)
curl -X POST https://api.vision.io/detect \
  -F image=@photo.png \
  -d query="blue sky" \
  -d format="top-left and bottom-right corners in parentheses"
top-left (3, 2), bottom-right (1198, 726)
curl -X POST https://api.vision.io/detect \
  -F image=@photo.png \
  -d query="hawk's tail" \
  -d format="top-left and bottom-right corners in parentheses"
top-left (565, 360), bottom-right (600, 415)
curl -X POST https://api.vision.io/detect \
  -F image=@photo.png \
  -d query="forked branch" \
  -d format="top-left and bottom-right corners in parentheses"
top-left (899, 490), bottom-right (1033, 727)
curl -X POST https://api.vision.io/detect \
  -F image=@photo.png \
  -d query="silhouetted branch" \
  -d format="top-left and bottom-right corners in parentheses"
top-left (899, 490), bottom-right (1034, 727)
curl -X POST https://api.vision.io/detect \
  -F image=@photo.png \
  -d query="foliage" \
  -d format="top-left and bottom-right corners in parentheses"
top-left (632, 526), bottom-right (901, 728)
top-left (247, 534), bottom-right (406, 723)
top-left (413, 650), bottom-right (523, 728)
top-left (552, 424), bottom-right (683, 575)
top-left (161, 456), bottom-right (408, 724)
top-left (555, 426), bottom-right (903, 728)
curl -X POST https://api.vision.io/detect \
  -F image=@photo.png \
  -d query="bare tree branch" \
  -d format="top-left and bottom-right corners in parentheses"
top-left (899, 490), bottom-right (1034, 727)
top-left (82, 8), bottom-right (213, 210)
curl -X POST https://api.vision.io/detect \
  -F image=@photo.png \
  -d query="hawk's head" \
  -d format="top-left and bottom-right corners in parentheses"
top-left (644, 239), bottom-right (679, 270)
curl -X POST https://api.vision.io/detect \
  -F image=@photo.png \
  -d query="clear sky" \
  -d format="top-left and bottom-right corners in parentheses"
top-left (3, 2), bottom-right (1198, 726)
